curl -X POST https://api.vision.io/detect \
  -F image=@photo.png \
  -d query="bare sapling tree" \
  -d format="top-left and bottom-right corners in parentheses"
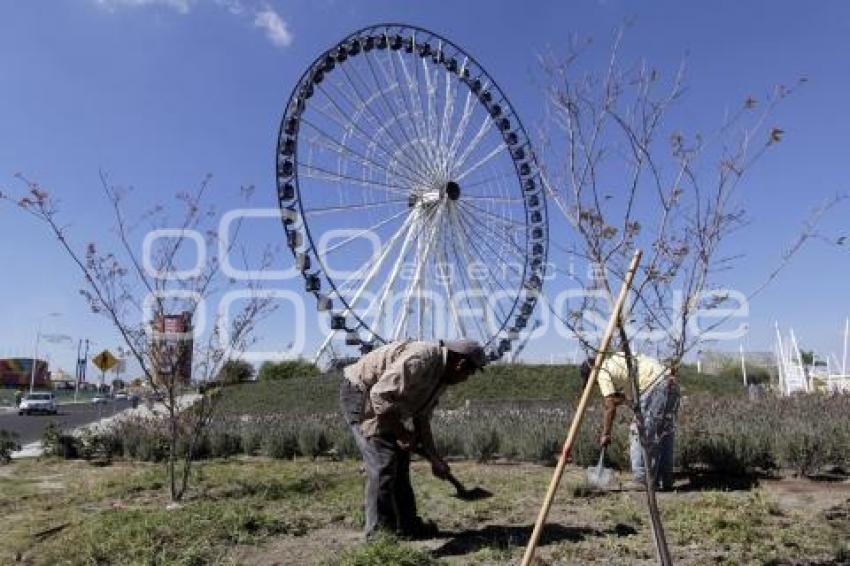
top-left (535, 28), bottom-right (843, 563)
top-left (2, 172), bottom-right (277, 501)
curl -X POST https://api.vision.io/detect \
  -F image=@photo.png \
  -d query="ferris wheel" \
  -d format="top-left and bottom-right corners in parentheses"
top-left (276, 23), bottom-right (548, 361)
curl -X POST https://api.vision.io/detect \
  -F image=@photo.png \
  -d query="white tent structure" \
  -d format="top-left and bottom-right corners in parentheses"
top-left (774, 318), bottom-right (850, 395)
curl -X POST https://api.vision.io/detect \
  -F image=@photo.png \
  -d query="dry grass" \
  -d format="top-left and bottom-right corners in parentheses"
top-left (1, 457), bottom-right (848, 565)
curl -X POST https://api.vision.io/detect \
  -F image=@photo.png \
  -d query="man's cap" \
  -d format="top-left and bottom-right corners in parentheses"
top-left (444, 339), bottom-right (487, 370)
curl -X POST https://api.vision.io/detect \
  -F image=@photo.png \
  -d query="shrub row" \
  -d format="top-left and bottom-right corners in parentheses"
top-left (677, 393), bottom-right (850, 475)
top-left (0, 429), bottom-right (20, 464)
top-left (53, 393), bottom-right (850, 477)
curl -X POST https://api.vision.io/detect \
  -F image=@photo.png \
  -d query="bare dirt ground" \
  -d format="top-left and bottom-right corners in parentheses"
top-left (2, 458), bottom-right (848, 565)
top-left (226, 462), bottom-right (850, 565)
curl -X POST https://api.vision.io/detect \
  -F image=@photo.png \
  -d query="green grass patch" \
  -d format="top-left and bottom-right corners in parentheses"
top-left (0, 458), bottom-right (364, 565)
top-left (216, 363), bottom-right (745, 418)
top-left (329, 533), bottom-right (437, 566)
top-left (1, 458), bottom-right (848, 564)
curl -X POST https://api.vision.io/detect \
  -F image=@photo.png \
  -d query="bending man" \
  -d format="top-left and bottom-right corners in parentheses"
top-left (582, 351), bottom-right (680, 491)
top-left (340, 339), bottom-right (486, 539)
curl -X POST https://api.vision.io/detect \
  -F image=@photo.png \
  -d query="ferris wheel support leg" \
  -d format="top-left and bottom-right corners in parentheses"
top-left (438, 244), bottom-right (466, 339)
top-left (393, 205), bottom-right (443, 340)
top-left (415, 215), bottom-right (426, 340)
top-left (313, 330), bottom-right (339, 365)
top-left (340, 209), bottom-right (417, 307)
top-left (317, 211), bottom-right (418, 362)
top-left (362, 207), bottom-right (423, 343)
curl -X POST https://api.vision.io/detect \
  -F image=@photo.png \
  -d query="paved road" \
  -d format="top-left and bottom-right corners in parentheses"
top-left (0, 401), bottom-right (132, 444)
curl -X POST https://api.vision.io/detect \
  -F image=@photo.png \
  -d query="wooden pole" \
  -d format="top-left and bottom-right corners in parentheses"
top-left (520, 249), bottom-right (642, 566)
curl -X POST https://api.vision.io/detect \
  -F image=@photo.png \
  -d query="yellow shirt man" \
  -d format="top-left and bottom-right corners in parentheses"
top-left (596, 352), bottom-right (668, 398)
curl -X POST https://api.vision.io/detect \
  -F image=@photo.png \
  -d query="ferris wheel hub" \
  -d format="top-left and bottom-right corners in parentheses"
top-left (445, 181), bottom-right (461, 201)
top-left (408, 181), bottom-right (461, 207)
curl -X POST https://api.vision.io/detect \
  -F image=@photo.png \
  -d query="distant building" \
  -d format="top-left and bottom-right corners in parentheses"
top-left (50, 368), bottom-right (76, 390)
top-left (151, 311), bottom-right (194, 386)
top-left (0, 358), bottom-right (49, 388)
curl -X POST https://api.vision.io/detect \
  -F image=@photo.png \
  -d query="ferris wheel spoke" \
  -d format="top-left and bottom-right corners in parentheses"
top-left (450, 207), bottom-right (511, 308)
top-left (318, 81), bottom-right (430, 187)
top-left (394, 42), bottom-right (443, 170)
top-left (463, 195), bottom-right (525, 204)
top-left (395, 47), bottom-right (433, 158)
top-left (459, 200), bottom-right (527, 230)
top-left (298, 161), bottom-right (411, 195)
top-left (446, 206), bottom-right (501, 334)
top-left (455, 205), bottom-right (527, 286)
top-left (307, 95), bottom-right (424, 195)
top-left (439, 65), bottom-right (455, 152)
top-left (302, 198), bottom-right (408, 215)
top-left (455, 141), bottom-right (508, 182)
top-left (332, 209), bottom-right (417, 302)
top-left (448, 205), bottom-right (505, 328)
top-left (451, 207), bottom-right (520, 323)
top-left (301, 117), bottom-right (425, 188)
top-left (391, 47), bottom-right (441, 176)
top-left (451, 114), bottom-right (494, 176)
top-left (313, 82), bottom-right (389, 151)
top-left (456, 203), bottom-right (528, 261)
top-left (307, 98), bottom-right (386, 160)
top-left (332, 63), bottom-right (433, 184)
top-left (457, 200), bottom-right (523, 238)
top-left (439, 59), bottom-right (465, 170)
top-left (447, 79), bottom-right (487, 165)
top-left (439, 202), bottom-right (491, 341)
top-left (456, 204), bottom-right (528, 262)
top-left (312, 82), bottom-right (431, 190)
top-left (362, 49), bottom-right (437, 181)
top-left (322, 207), bottom-right (411, 256)
top-left (462, 168), bottom-right (516, 190)
top-left (419, 49), bottom-right (440, 166)
top-left (443, 211), bottom-right (490, 342)
top-left (366, 204), bottom-right (431, 339)
top-left (455, 206), bottom-right (526, 282)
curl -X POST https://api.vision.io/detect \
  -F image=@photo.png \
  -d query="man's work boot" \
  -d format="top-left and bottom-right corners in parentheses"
top-left (398, 517), bottom-right (440, 540)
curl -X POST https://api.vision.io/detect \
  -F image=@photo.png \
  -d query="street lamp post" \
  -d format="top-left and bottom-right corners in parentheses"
top-left (29, 312), bottom-right (62, 394)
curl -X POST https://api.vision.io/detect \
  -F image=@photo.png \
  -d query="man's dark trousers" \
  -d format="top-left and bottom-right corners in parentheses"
top-left (340, 379), bottom-right (418, 537)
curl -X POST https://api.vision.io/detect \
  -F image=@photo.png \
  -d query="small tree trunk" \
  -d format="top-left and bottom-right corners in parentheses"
top-left (175, 393), bottom-right (211, 501)
top-left (168, 382), bottom-right (178, 502)
top-left (619, 325), bottom-right (673, 566)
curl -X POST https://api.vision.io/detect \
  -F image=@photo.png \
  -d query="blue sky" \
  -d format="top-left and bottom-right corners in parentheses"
top-left (1, 0), bottom-right (848, 374)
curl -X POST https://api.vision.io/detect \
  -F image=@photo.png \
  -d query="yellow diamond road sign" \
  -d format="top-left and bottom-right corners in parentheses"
top-left (92, 349), bottom-right (119, 372)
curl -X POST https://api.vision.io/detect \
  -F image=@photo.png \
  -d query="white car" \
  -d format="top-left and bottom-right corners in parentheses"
top-left (114, 392), bottom-right (129, 401)
top-left (91, 395), bottom-right (109, 405)
top-left (19, 392), bottom-right (58, 415)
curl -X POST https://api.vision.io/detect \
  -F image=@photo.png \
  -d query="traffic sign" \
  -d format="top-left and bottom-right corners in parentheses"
top-left (92, 349), bottom-right (119, 372)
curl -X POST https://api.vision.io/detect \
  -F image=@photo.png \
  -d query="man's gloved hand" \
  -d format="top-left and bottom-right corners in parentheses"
top-left (396, 429), bottom-right (414, 451)
top-left (599, 433), bottom-right (612, 447)
top-left (430, 457), bottom-right (451, 480)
